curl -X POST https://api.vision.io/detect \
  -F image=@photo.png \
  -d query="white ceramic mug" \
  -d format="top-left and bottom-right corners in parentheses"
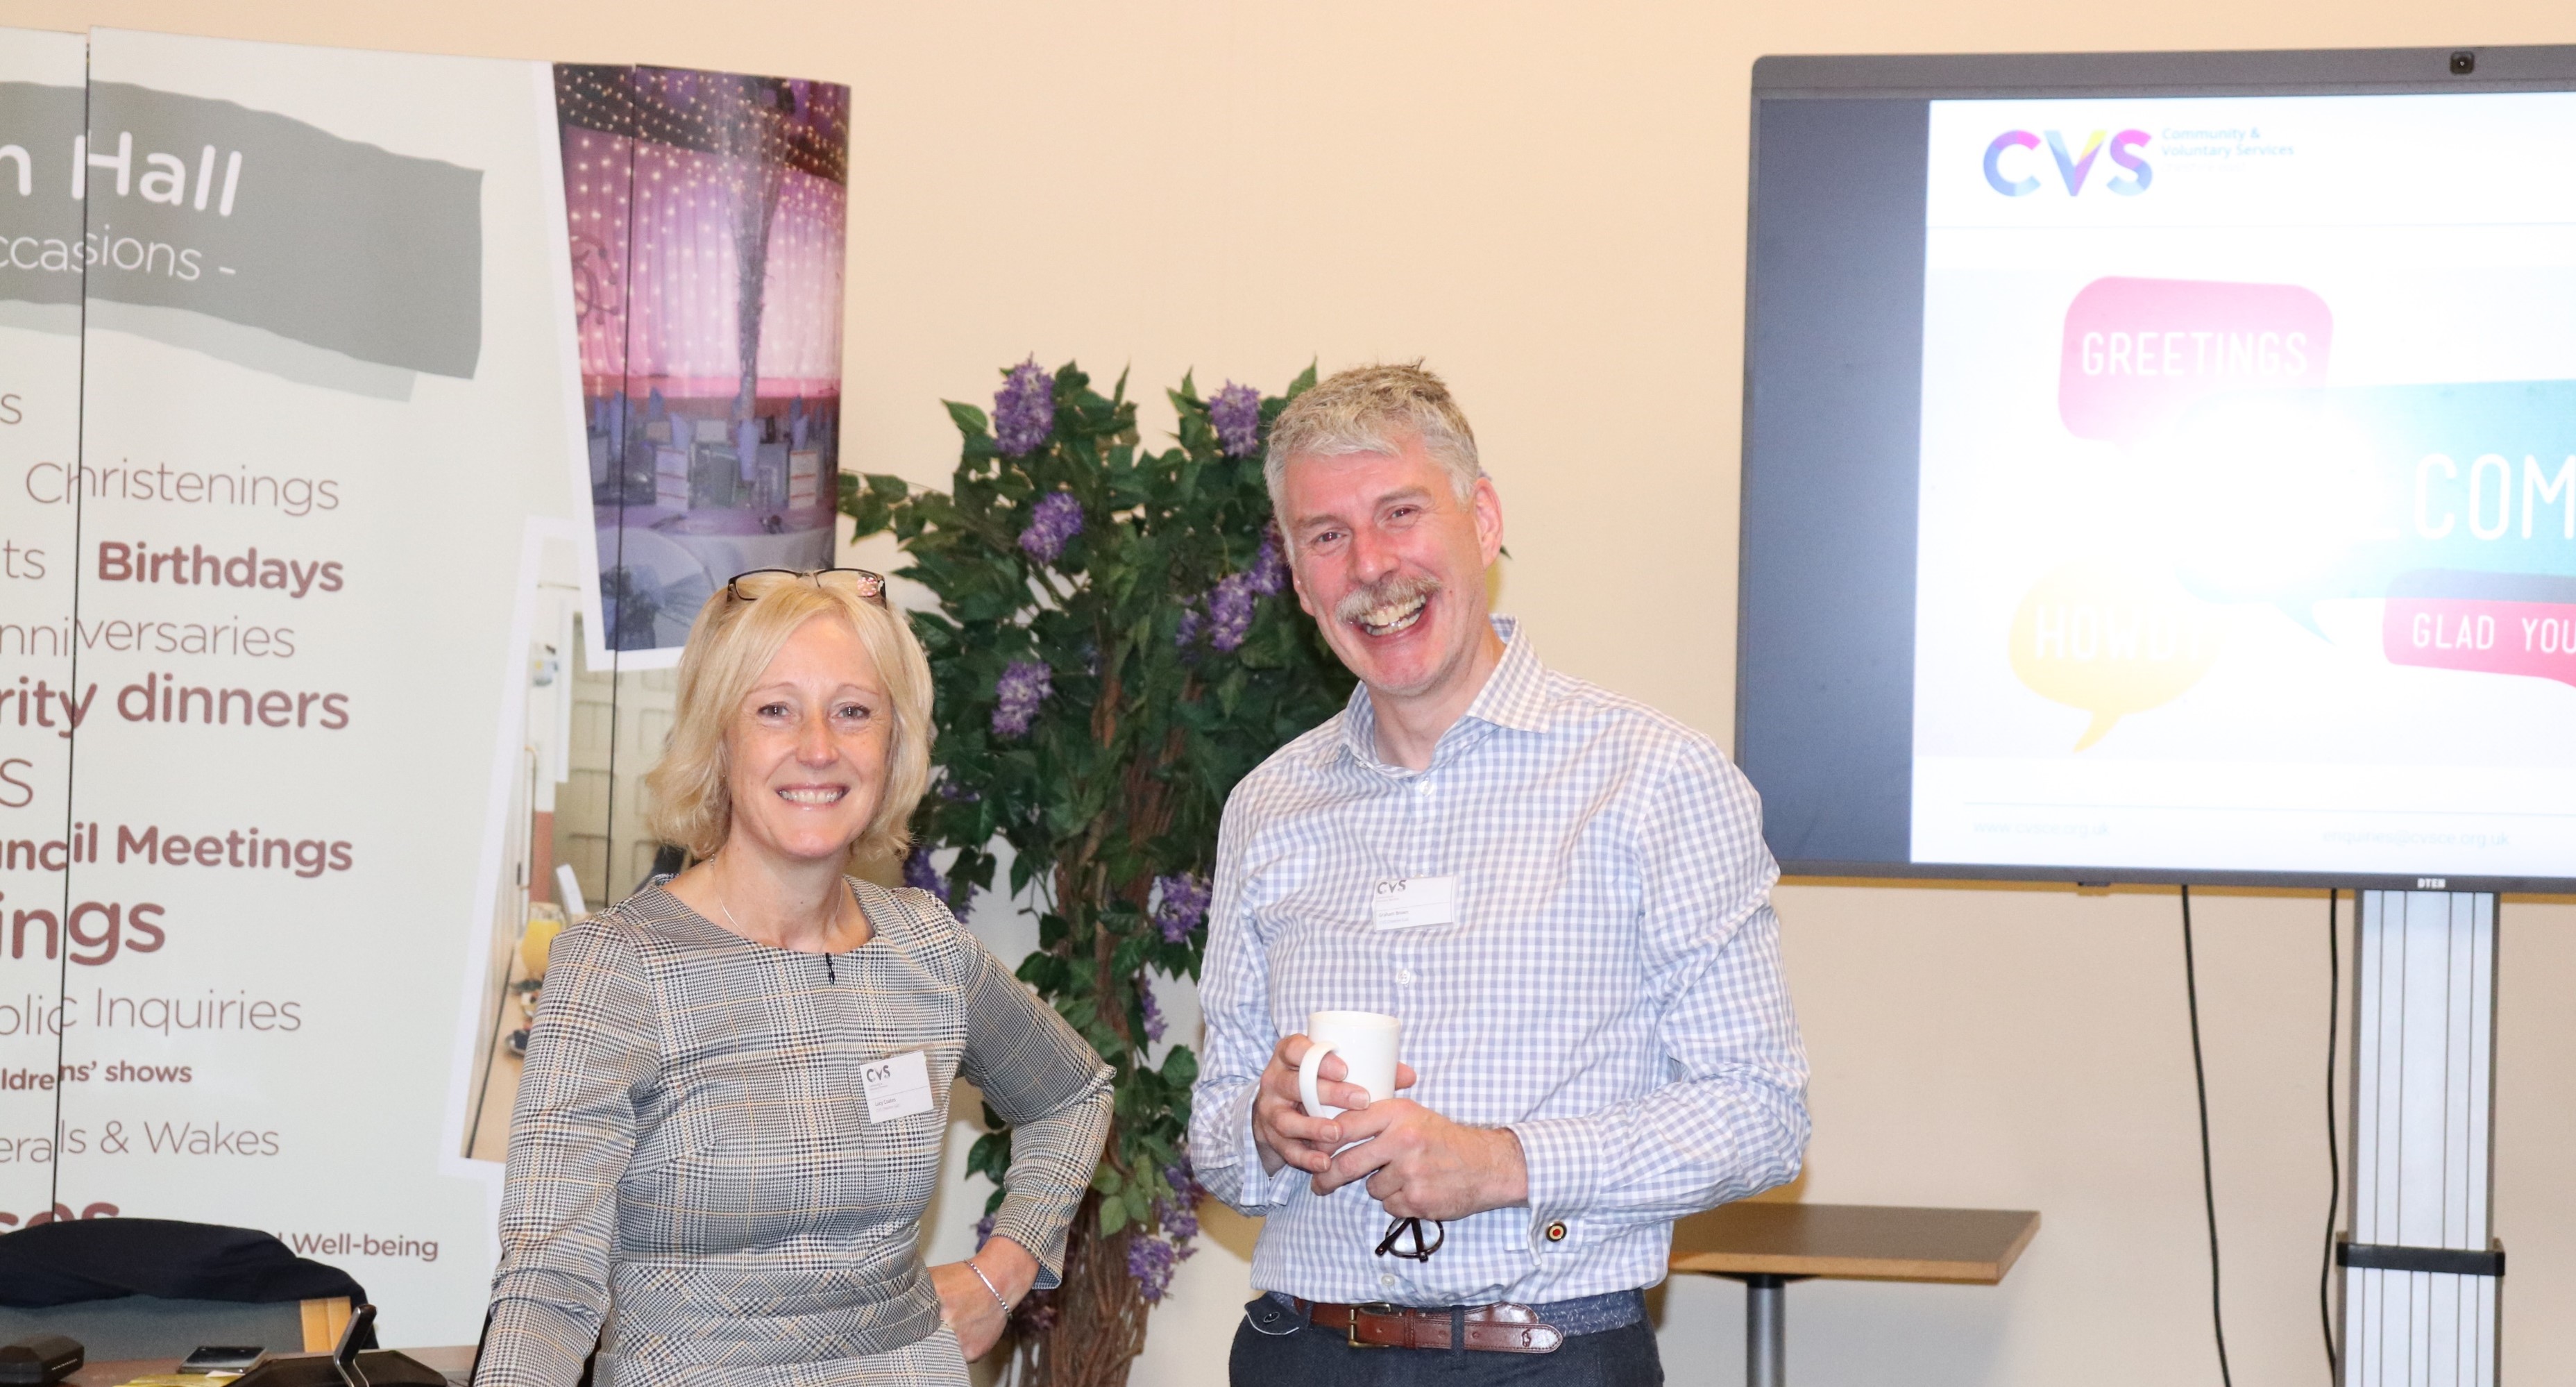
top-left (1298, 1009), bottom-right (1401, 1118)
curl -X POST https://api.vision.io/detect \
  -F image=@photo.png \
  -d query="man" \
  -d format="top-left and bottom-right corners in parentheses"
top-left (1188, 362), bottom-right (1809, 1384)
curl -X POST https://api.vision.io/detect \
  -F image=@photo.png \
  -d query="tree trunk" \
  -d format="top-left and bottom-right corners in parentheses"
top-left (1019, 1190), bottom-right (1148, 1387)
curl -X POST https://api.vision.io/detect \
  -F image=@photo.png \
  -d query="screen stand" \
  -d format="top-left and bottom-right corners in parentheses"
top-left (2340, 889), bottom-right (2502, 1386)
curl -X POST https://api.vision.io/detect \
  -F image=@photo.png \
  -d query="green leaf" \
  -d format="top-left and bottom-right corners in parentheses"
top-left (967, 1129), bottom-right (1015, 1186)
top-left (946, 400), bottom-right (992, 437)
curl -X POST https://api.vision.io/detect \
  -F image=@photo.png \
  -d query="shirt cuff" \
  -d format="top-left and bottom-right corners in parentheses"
top-left (477, 1292), bottom-right (594, 1387)
top-left (985, 1206), bottom-right (1068, 1291)
top-left (1504, 1117), bottom-right (1604, 1261)
top-left (1200, 1082), bottom-right (1301, 1211)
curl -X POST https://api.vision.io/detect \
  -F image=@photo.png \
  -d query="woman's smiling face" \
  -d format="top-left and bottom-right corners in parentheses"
top-left (722, 614), bottom-right (894, 864)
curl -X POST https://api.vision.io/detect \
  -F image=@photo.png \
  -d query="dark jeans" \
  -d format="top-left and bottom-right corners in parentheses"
top-left (1228, 1300), bottom-right (1663, 1386)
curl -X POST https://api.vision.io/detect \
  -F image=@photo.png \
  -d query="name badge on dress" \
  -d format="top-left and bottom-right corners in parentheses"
top-left (1371, 876), bottom-right (1458, 931)
top-left (861, 1050), bottom-right (936, 1123)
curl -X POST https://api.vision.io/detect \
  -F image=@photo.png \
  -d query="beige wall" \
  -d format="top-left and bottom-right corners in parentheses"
top-left (21, 1), bottom-right (2576, 1380)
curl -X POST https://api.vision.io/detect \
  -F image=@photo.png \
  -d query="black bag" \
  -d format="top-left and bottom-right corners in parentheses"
top-left (0, 1220), bottom-right (365, 1310)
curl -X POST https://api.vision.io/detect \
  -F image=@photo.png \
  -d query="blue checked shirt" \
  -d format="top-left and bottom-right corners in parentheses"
top-left (1188, 617), bottom-right (1811, 1308)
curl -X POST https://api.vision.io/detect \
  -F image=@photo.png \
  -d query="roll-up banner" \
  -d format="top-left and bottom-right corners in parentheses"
top-left (0, 24), bottom-right (89, 1244)
top-left (0, 27), bottom-right (849, 1344)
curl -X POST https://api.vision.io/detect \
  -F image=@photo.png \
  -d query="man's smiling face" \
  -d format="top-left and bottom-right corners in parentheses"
top-left (1279, 435), bottom-right (1504, 706)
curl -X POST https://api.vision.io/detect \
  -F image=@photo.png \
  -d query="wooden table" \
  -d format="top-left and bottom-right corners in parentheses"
top-left (1669, 1204), bottom-right (2038, 1387)
top-left (69, 1346), bottom-right (476, 1387)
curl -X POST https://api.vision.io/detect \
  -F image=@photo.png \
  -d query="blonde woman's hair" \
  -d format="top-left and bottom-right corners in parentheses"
top-left (643, 579), bottom-right (935, 864)
top-left (1263, 360), bottom-right (1484, 515)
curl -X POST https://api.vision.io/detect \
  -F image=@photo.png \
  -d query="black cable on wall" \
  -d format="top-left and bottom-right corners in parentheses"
top-left (2180, 884), bottom-right (2235, 1387)
top-left (2321, 889), bottom-right (2341, 1381)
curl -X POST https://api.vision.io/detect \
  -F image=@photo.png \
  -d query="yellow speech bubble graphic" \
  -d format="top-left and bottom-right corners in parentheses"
top-left (2008, 562), bottom-right (2225, 750)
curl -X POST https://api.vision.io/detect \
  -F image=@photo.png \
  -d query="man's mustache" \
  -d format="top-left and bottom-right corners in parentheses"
top-left (1334, 572), bottom-right (1443, 625)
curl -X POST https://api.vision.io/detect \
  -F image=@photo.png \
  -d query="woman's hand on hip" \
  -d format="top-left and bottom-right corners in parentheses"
top-left (931, 1235), bottom-right (1037, 1361)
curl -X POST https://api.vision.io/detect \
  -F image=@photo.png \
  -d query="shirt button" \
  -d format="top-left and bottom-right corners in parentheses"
top-left (1412, 780), bottom-right (1431, 796)
top-left (1379, 1273), bottom-right (1398, 1288)
top-left (1396, 968), bottom-right (1416, 986)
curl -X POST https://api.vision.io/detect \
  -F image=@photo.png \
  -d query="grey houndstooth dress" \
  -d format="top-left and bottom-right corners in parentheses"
top-left (477, 880), bottom-right (1112, 1387)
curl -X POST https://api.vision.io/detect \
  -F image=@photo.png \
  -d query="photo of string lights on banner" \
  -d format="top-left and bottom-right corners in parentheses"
top-left (555, 64), bottom-right (850, 653)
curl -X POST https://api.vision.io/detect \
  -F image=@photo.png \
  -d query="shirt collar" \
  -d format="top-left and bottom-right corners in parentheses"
top-left (1326, 615), bottom-right (1549, 771)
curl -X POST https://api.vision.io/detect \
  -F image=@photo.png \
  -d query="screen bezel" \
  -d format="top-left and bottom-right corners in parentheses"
top-left (1738, 43), bottom-right (2576, 893)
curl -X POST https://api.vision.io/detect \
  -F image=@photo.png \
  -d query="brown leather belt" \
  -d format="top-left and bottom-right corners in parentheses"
top-left (1291, 1298), bottom-right (1565, 1353)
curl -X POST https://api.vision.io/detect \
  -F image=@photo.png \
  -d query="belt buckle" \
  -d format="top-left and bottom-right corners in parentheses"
top-left (1347, 1302), bottom-right (1403, 1350)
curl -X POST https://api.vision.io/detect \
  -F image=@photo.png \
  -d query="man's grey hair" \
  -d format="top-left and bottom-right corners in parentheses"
top-left (1264, 360), bottom-right (1484, 515)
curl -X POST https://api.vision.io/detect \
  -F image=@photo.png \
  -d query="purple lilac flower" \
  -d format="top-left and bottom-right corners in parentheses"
top-left (994, 358), bottom-right (1056, 457)
top-left (1176, 540), bottom-right (1285, 655)
top-left (1164, 1157), bottom-right (1206, 1205)
top-left (1126, 1234), bottom-right (1180, 1304)
top-left (990, 659), bottom-right (1051, 738)
top-left (1155, 1187), bottom-right (1201, 1245)
top-left (1017, 490), bottom-right (1083, 564)
top-left (1247, 528), bottom-right (1289, 596)
top-left (1151, 873), bottom-right (1210, 943)
top-left (902, 843), bottom-right (970, 921)
top-left (1139, 984), bottom-right (1166, 1043)
top-left (1206, 573), bottom-right (1257, 653)
top-left (1208, 382), bottom-right (1263, 458)
top-left (901, 844), bottom-right (949, 902)
top-left (1149, 1159), bottom-right (1207, 1264)
top-left (973, 1213), bottom-right (996, 1247)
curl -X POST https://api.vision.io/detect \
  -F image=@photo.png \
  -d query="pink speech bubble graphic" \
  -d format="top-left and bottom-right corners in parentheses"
top-left (2383, 597), bottom-right (2576, 688)
top-left (2058, 277), bottom-right (2334, 442)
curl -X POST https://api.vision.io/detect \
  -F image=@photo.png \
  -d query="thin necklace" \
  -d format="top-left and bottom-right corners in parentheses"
top-left (715, 866), bottom-right (846, 951)
top-left (713, 859), bottom-right (776, 946)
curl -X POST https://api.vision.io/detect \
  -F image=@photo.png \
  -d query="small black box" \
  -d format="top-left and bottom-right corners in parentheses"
top-left (0, 1334), bottom-right (83, 1386)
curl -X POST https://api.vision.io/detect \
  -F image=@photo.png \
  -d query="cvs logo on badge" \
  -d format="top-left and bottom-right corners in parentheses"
top-left (1371, 876), bottom-right (1459, 931)
top-left (1985, 128), bottom-right (2153, 197)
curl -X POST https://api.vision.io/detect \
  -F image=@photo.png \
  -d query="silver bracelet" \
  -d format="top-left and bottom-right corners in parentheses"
top-left (965, 1258), bottom-right (1011, 1316)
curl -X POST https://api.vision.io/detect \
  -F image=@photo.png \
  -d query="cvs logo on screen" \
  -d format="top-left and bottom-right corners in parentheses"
top-left (1985, 129), bottom-right (2153, 196)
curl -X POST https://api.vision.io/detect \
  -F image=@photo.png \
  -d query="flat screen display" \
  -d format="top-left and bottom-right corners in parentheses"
top-left (1736, 46), bottom-right (2576, 889)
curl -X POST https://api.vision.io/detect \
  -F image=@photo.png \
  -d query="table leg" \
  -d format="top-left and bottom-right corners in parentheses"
top-left (1745, 1273), bottom-right (1787, 1387)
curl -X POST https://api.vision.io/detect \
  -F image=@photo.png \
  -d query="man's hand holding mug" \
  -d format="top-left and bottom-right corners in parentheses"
top-left (1252, 1010), bottom-right (1414, 1178)
top-left (1251, 1010), bottom-right (1528, 1222)
top-left (1314, 1095), bottom-right (1528, 1222)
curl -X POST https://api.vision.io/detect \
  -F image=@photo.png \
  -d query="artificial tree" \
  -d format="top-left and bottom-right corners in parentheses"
top-left (841, 359), bottom-right (1352, 1386)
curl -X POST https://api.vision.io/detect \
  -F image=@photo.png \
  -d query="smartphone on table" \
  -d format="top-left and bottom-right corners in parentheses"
top-left (180, 1347), bottom-right (266, 1375)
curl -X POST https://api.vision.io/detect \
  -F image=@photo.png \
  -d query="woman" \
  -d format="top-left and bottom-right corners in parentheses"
top-left (479, 568), bottom-right (1111, 1387)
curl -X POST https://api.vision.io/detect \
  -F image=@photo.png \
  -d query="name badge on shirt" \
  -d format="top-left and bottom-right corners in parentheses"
top-left (1371, 876), bottom-right (1458, 931)
top-left (861, 1050), bottom-right (936, 1123)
